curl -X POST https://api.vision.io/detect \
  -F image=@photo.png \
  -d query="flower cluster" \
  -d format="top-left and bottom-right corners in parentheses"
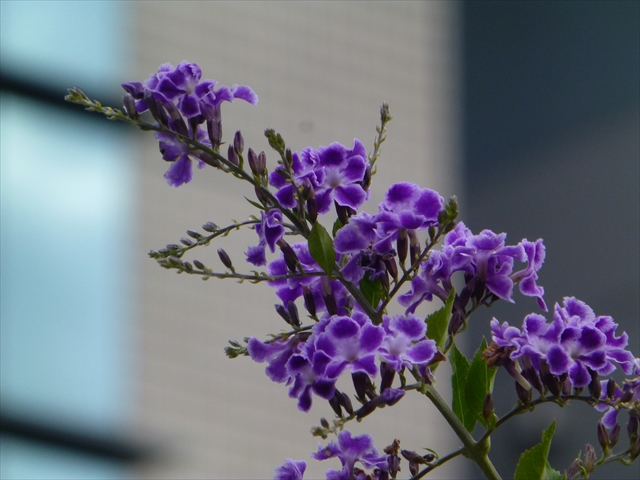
top-left (249, 311), bottom-right (436, 413)
top-left (275, 430), bottom-right (393, 480)
top-left (122, 61), bottom-right (257, 186)
top-left (490, 297), bottom-right (636, 389)
top-left (399, 222), bottom-right (547, 315)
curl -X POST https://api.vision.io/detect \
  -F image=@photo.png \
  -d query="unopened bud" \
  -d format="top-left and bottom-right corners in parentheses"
top-left (335, 202), bottom-right (351, 226)
top-left (401, 450), bottom-right (427, 465)
top-left (522, 355), bottom-right (543, 394)
top-left (277, 239), bottom-right (299, 273)
top-left (320, 417), bottom-right (330, 429)
top-left (217, 248), bottom-right (234, 270)
top-left (362, 165), bottom-right (372, 191)
top-left (515, 380), bottom-right (532, 405)
top-left (396, 229), bottom-right (408, 267)
top-left (248, 148), bottom-right (260, 176)
top-left (180, 237), bottom-right (194, 246)
top-left (275, 304), bottom-right (292, 325)
top-left (302, 286), bottom-right (317, 317)
top-left (207, 119), bottom-right (222, 149)
top-left (193, 260), bottom-right (205, 270)
top-left (597, 421), bottom-right (610, 452)
top-left (202, 222), bottom-right (218, 232)
top-left (584, 444), bottom-right (597, 470)
top-left (186, 230), bottom-right (203, 239)
top-left (539, 359), bottom-right (560, 397)
top-left (123, 94), bottom-right (139, 120)
top-left (321, 275), bottom-right (338, 316)
top-left (380, 362), bottom-right (395, 393)
top-left (337, 390), bottom-right (353, 415)
top-left (254, 187), bottom-right (271, 206)
top-left (287, 301), bottom-right (301, 327)
top-left (621, 388), bottom-right (634, 403)
top-left (408, 230), bottom-right (420, 265)
top-left (233, 130), bottom-right (244, 154)
top-left (144, 90), bottom-right (168, 126)
top-left (352, 372), bottom-right (375, 402)
top-left (306, 189), bottom-right (318, 224)
top-left (609, 423), bottom-right (621, 447)
top-left (607, 378), bottom-right (617, 399)
top-left (588, 368), bottom-right (601, 399)
top-left (384, 256), bottom-right (398, 283)
top-left (227, 144), bottom-right (239, 167)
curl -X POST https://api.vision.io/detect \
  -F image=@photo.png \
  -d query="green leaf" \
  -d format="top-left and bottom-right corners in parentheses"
top-left (465, 338), bottom-right (497, 428)
top-left (308, 222), bottom-right (336, 275)
top-left (359, 273), bottom-right (385, 309)
top-left (544, 461), bottom-right (565, 480)
top-left (332, 218), bottom-right (344, 237)
top-left (514, 420), bottom-right (557, 480)
top-left (244, 197), bottom-right (266, 210)
top-left (425, 288), bottom-right (455, 351)
top-left (450, 344), bottom-right (475, 432)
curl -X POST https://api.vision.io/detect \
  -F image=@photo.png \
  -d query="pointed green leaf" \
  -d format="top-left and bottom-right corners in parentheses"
top-left (544, 461), bottom-right (565, 480)
top-left (244, 197), bottom-right (266, 210)
top-left (514, 420), bottom-right (557, 480)
top-left (332, 218), bottom-right (344, 237)
top-left (359, 274), bottom-right (385, 309)
top-left (425, 288), bottom-right (455, 351)
top-left (450, 344), bottom-right (475, 432)
top-left (465, 338), bottom-right (497, 427)
top-left (308, 222), bottom-right (336, 275)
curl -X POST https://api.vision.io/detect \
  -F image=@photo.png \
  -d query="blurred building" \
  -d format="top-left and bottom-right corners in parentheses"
top-left (1, 1), bottom-right (637, 479)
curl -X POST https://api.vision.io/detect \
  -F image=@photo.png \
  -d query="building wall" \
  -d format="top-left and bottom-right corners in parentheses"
top-left (130, 2), bottom-right (463, 478)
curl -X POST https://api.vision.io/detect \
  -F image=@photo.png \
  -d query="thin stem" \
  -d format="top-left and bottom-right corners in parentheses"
top-left (423, 385), bottom-right (502, 480)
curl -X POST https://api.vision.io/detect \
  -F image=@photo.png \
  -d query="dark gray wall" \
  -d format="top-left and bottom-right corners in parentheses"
top-left (462, 1), bottom-right (639, 478)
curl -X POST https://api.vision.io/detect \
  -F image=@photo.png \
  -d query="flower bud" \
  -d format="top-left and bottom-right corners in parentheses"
top-left (122, 93), bottom-right (139, 120)
top-left (193, 259), bottom-right (205, 270)
top-left (539, 359), bottom-right (560, 397)
top-left (396, 229), bottom-right (408, 267)
top-left (207, 119), bottom-right (222, 149)
top-left (180, 237), bottom-right (194, 246)
top-left (515, 380), bottom-right (532, 405)
top-left (254, 186), bottom-right (271, 206)
top-left (337, 390), bottom-right (353, 415)
top-left (401, 450), bottom-right (427, 465)
top-left (287, 301), bottom-right (301, 327)
top-left (306, 189), bottom-right (318, 224)
top-left (621, 388), bottom-right (634, 403)
top-left (408, 230), bottom-right (420, 265)
top-left (302, 286), bottom-right (317, 317)
top-left (565, 458), bottom-right (582, 480)
top-left (380, 362), bottom-right (395, 393)
top-left (227, 144), bottom-right (239, 167)
top-left (320, 417), bottom-right (330, 429)
top-left (522, 355), bottom-right (543, 395)
top-left (248, 148), bottom-right (261, 176)
top-left (217, 248), bottom-right (234, 270)
top-left (352, 372), bottom-right (375, 402)
top-left (233, 130), bottom-right (244, 154)
top-left (609, 423), bottom-right (621, 448)
top-left (274, 304), bottom-right (292, 326)
top-left (607, 378), bottom-right (617, 399)
top-left (329, 393), bottom-right (343, 417)
top-left (202, 222), bottom-right (218, 232)
top-left (383, 256), bottom-right (398, 283)
top-left (144, 90), bottom-right (169, 126)
top-left (277, 239), bottom-right (299, 273)
top-left (597, 421), bottom-right (610, 452)
top-left (320, 275), bottom-right (338, 316)
top-left (584, 444), bottom-right (597, 470)
top-left (588, 368), bottom-right (601, 400)
top-left (335, 202), bottom-right (351, 226)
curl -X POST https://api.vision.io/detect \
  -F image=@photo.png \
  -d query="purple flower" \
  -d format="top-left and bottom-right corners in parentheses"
top-left (269, 140), bottom-right (368, 214)
top-left (247, 335), bottom-right (302, 383)
top-left (379, 314), bottom-right (438, 372)
top-left (596, 370), bottom-right (640, 428)
top-left (398, 222), bottom-right (547, 314)
top-left (245, 210), bottom-right (286, 266)
top-left (490, 297), bottom-right (636, 388)
top-left (155, 128), bottom-right (208, 187)
top-left (274, 459), bottom-right (307, 480)
top-left (313, 312), bottom-right (385, 379)
top-left (312, 431), bottom-right (388, 480)
top-left (266, 243), bottom-right (350, 316)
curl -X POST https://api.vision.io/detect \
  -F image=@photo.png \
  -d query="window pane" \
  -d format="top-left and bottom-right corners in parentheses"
top-left (0, 93), bottom-right (134, 433)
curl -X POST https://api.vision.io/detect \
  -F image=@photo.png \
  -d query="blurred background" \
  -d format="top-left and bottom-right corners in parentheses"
top-left (0, 1), bottom-right (637, 479)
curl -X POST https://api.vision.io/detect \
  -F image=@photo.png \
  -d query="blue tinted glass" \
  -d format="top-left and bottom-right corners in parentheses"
top-left (0, 93), bottom-right (134, 433)
top-left (0, 0), bottom-right (129, 93)
top-left (0, 435), bottom-right (129, 479)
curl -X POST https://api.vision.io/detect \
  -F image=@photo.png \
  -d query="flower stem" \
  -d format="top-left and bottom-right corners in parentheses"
top-left (423, 385), bottom-right (502, 480)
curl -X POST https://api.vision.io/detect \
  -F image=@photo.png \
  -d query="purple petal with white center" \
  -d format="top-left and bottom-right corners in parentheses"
top-left (547, 345), bottom-right (571, 375)
top-left (341, 155), bottom-right (367, 182)
top-left (383, 182), bottom-right (419, 210)
top-left (319, 143), bottom-right (347, 167)
top-left (334, 184), bottom-right (367, 210)
top-left (569, 361), bottom-right (591, 388)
